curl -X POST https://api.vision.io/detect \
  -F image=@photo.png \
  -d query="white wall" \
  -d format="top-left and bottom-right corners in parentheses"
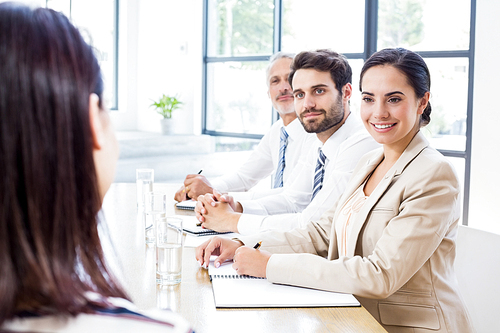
top-left (469, 0), bottom-right (500, 234)
top-left (111, 0), bottom-right (203, 135)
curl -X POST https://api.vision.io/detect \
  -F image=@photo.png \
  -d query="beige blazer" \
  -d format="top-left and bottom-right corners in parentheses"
top-left (241, 132), bottom-right (474, 332)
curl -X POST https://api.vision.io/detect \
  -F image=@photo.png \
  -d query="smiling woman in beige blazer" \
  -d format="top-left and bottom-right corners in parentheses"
top-left (196, 48), bottom-right (474, 333)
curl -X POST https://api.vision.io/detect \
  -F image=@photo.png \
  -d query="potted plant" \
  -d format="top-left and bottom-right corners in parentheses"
top-left (150, 94), bottom-right (183, 135)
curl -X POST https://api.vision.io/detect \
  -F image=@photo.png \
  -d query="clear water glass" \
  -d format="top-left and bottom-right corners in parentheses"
top-left (144, 192), bottom-right (166, 244)
top-left (156, 216), bottom-right (183, 285)
top-left (136, 168), bottom-right (154, 210)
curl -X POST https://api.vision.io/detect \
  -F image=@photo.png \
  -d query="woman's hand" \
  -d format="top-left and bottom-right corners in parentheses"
top-left (232, 246), bottom-right (271, 278)
top-left (195, 236), bottom-right (244, 268)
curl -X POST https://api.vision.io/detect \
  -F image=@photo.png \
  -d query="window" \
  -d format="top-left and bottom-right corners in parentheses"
top-left (203, 0), bottom-right (475, 224)
top-left (376, 0), bottom-right (475, 225)
top-left (46, 0), bottom-right (119, 110)
top-left (203, 0), bottom-right (275, 140)
top-left (0, 0), bottom-right (119, 108)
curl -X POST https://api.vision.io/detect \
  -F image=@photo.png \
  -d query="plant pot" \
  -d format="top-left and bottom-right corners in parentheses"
top-left (160, 118), bottom-right (174, 135)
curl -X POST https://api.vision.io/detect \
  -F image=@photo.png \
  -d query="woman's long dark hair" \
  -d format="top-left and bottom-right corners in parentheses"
top-left (0, 2), bottom-right (128, 324)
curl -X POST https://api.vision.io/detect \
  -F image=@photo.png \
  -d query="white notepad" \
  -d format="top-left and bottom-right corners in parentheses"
top-left (208, 261), bottom-right (360, 308)
top-left (175, 200), bottom-right (197, 211)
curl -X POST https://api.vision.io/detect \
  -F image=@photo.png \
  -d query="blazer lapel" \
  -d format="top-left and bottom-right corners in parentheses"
top-left (337, 151), bottom-right (384, 208)
top-left (328, 150), bottom-right (384, 259)
top-left (344, 132), bottom-right (430, 257)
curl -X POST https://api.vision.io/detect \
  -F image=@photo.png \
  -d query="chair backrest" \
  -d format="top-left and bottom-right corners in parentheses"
top-left (455, 225), bottom-right (500, 333)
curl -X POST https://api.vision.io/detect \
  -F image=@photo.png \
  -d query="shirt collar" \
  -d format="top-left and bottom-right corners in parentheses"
top-left (319, 113), bottom-right (363, 159)
top-left (283, 117), bottom-right (306, 139)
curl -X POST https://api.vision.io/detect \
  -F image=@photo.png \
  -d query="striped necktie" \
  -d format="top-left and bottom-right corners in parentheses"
top-left (273, 127), bottom-right (289, 188)
top-left (311, 149), bottom-right (327, 201)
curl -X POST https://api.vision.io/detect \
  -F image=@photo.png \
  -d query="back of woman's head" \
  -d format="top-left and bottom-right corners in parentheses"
top-left (0, 2), bottom-right (126, 323)
top-left (360, 48), bottom-right (432, 127)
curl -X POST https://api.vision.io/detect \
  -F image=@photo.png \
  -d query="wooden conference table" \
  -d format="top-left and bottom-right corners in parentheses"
top-left (101, 183), bottom-right (386, 333)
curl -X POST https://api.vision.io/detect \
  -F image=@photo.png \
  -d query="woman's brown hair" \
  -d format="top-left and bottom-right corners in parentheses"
top-left (0, 2), bottom-right (128, 324)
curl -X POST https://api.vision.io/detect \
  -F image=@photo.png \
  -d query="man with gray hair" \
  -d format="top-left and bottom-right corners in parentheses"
top-left (174, 52), bottom-right (316, 202)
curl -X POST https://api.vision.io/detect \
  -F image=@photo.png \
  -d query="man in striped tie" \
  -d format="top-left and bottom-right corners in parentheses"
top-left (174, 52), bottom-right (316, 202)
top-left (195, 49), bottom-right (380, 234)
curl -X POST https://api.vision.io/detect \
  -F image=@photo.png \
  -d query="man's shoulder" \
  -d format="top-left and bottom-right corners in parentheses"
top-left (340, 115), bottom-right (379, 149)
top-left (254, 118), bottom-right (284, 147)
top-left (260, 118), bottom-right (284, 137)
top-left (324, 121), bottom-right (379, 153)
top-left (269, 118), bottom-right (284, 131)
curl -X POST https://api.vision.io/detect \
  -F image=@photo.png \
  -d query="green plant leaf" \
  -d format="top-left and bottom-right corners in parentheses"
top-left (149, 94), bottom-right (183, 119)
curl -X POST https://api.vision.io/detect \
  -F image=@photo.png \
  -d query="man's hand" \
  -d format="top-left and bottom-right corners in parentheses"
top-left (174, 185), bottom-right (188, 202)
top-left (174, 174), bottom-right (214, 202)
top-left (195, 190), bottom-right (240, 221)
top-left (195, 236), bottom-right (243, 268)
top-left (195, 191), bottom-right (241, 233)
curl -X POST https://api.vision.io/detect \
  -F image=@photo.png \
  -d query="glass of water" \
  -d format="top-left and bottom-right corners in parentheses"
top-left (136, 168), bottom-right (154, 210)
top-left (144, 192), bottom-right (166, 244)
top-left (156, 216), bottom-right (183, 285)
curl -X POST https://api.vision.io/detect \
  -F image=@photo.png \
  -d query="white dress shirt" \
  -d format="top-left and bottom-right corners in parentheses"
top-left (237, 114), bottom-right (380, 235)
top-left (210, 118), bottom-right (316, 199)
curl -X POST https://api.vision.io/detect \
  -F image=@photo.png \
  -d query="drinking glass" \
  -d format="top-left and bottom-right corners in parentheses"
top-left (136, 168), bottom-right (154, 209)
top-left (156, 216), bottom-right (183, 285)
top-left (157, 285), bottom-right (181, 311)
top-left (144, 192), bottom-right (166, 244)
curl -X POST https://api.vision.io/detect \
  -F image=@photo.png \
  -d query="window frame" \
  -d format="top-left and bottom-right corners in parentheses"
top-left (46, 0), bottom-right (120, 110)
top-left (202, 0), bottom-right (476, 225)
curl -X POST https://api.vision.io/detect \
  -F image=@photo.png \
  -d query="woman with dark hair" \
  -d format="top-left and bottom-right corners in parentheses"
top-left (0, 3), bottom-right (191, 332)
top-left (196, 48), bottom-right (474, 332)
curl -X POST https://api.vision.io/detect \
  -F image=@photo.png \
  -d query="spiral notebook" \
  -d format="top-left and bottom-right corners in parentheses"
top-left (175, 200), bottom-right (197, 211)
top-left (208, 261), bottom-right (360, 308)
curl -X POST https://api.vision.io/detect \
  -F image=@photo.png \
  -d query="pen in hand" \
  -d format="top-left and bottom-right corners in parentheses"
top-left (253, 241), bottom-right (262, 250)
top-left (193, 169), bottom-right (204, 224)
top-left (186, 170), bottom-right (203, 201)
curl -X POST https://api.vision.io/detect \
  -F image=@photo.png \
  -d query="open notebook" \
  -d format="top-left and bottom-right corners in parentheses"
top-left (208, 261), bottom-right (360, 308)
